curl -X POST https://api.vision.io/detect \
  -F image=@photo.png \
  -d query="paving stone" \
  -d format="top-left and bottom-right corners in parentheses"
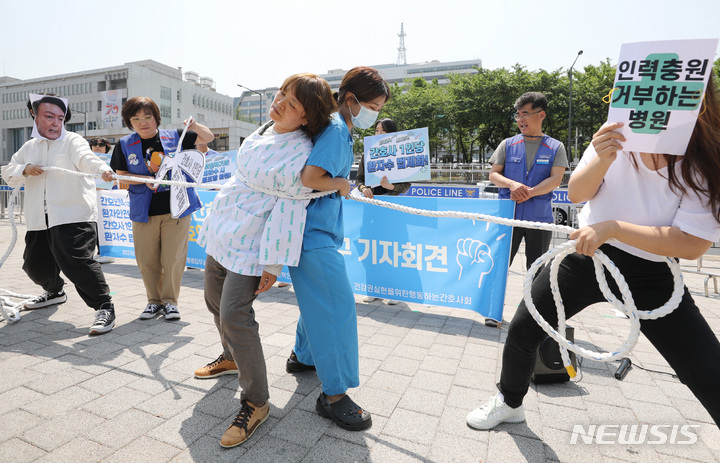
top-left (2, 222), bottom-right (719, 462)
top-left (0, 438), bottom-right (47, 463)
top-left (21, 409), bottom-right (105, 452)
top-left (382, 408), bottom-right (440, 445)
top-left (102, 436), bottom-right (182, 463)
top-left (269, 408), bottom-right (330, 448)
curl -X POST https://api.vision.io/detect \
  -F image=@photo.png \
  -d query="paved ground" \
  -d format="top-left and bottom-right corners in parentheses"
top-left (1, 220), bottom-right (719, 463)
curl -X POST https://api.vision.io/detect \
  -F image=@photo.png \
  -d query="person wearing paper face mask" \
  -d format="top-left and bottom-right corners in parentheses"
top-left (467, 77), bottom-right (720, 431)
top-left (110, 96), bottom-right (214, 322)
top-left (284, 66), bottom-right (390, 432)
top-left (1, 94), bottom-right (117, 335)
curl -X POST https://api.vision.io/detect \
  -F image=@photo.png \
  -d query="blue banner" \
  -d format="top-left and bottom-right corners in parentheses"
top-left (98, 189), bottom-right (215, 267)
top-left (98, 191), bottom-right (513, 317)
top-left (341, 197), bottom-right (512, 318)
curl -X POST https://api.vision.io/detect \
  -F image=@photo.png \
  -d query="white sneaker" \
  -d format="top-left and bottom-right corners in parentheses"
top-left (386, 299), bottom-right (399, 305)
top-left (94, 255), bottom-right (115, 264)
top-left (363, 296), bottom-right (376, 302)
top-left (466, 393), bottom-right (525, 430)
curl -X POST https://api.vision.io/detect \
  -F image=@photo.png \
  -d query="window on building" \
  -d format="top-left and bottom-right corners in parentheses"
top-left (98, 81), bottom-right (106, 92)
top-left (160, 104), bottom-right (171, 119)
top-left (109, 78), bottom-right (127, 90)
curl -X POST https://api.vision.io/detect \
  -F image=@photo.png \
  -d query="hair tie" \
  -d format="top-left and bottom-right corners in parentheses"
top-left (602, 87), bottom-right (619, 104)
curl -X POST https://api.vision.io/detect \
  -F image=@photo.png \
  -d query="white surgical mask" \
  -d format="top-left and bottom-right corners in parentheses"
top-left (349, 95), bottom-right (379, 129)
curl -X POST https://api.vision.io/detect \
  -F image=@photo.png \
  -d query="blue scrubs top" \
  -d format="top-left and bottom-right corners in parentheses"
top-left (302, 113), bottom-right (354, 250)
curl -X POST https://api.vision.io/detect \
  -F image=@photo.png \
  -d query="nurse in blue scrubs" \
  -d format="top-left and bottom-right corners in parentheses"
top-left (286, 66), bottom-right (390, 431)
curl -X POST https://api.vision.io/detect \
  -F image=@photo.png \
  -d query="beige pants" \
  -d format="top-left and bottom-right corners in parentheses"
top-left (132, 214), bottom-right (191, 305)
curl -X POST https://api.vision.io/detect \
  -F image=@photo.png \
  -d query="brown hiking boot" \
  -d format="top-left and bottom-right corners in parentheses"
top-left (194, 354), bottom-right (238, 379)
top-left (220, 400), bottom-right (269, 448)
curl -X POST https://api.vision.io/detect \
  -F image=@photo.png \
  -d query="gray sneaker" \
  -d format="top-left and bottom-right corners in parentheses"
top-left (163, 303), bottom-right (181, 320)
top-left (139, 303), bottom-right (162, 320)
top-left (89, 308), bottom-right (115, 335)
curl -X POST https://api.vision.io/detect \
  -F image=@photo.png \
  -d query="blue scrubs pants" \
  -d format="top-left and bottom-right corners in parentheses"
top-left (289, 246), bottom-right (359, 396)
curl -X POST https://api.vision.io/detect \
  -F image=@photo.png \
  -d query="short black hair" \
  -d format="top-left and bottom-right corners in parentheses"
top-left (88, 137), bottom-right (111, 153)
top-left (514, 92), bottom-right (548, 113)
top-left (26, 93), bottom-right (72, 122)
top-left (375, 118), bottom-right (398, 133)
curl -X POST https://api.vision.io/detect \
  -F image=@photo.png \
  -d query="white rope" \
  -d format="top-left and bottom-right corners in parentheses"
top-left (0, 186), bottom-right (34, 323)
top-left (520, 241), bottom-right (684, 377)
top-left (2, 166), bottom-right (685, 358)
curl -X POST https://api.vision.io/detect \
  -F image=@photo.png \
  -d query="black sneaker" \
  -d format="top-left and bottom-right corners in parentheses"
top-left (25, 290), bottom-right (67, 309)
top-left (89, 307), bottom-right (115, 335)
top-left (162, 303), bottom-right (181, 320)
top-left (139, 303), bottom-right (162, 320)
top-left (286, 350), bottom-right (316, 373)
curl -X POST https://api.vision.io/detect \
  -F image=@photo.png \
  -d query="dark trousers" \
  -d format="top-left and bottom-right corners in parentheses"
top-left (499, 244), bottom-right (720, 427)
top-left (510, 227), bottom-right (552, 271)
top-left (23, 220), bottom-right (112, 311)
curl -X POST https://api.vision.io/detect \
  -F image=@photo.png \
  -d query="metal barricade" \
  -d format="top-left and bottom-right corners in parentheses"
top-left (0, 185), bottom-right (24, 223)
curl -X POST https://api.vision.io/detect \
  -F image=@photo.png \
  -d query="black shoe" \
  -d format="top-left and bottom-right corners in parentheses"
top-left (316, 393), bottom-right (372, 431)
top-left (162, 303), bottom-right (181, 320)
top-left (25, 290), bottom-right (67, 309)
top-left (139, 303), bottom-right (162, 320)
top-left (286, 350), bottom-right (316, 373)
top-left (89, 306), bottom-right (115, 335)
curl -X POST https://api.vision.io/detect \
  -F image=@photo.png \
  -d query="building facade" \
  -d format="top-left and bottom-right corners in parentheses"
top-left (0, 60), bottom-right (257, 163)
top-left (235, 59), bottom-right (483, 125)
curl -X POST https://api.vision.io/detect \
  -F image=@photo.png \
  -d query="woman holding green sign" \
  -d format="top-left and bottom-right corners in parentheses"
top-left (467, 77), bottom-right (720, 430)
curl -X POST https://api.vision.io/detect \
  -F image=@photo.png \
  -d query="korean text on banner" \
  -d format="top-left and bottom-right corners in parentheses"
top-left (203, 150), bottom-right (237, 185)
top-left (607, 38), bottom-right (719, 155)
top-left (341, 196), bottom-right (512, 319)
top-left (363, 127), bottom-right (431, 187)
top-left (97, 190), bottom-right (134, 258)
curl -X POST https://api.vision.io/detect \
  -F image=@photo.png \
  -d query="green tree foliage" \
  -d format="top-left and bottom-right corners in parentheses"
top-left (362, 59), bottom-right (716, 166)
top-left (371, 61), bottom-right (618, 165)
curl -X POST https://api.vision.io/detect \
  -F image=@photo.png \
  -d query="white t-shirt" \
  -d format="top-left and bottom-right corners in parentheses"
top-left (575, 145), bottom-right (720, 262)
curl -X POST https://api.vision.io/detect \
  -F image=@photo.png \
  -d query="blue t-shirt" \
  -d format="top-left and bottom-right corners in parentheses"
top-left (302, 113), bottom-right (354, 249)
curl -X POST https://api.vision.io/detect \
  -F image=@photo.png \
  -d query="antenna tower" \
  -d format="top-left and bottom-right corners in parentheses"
top-left (396, 22), bottom-right (407, 66)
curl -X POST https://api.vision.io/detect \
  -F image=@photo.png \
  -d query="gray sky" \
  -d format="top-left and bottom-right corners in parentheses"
top-left (1, 0), bottom-right (718, 97)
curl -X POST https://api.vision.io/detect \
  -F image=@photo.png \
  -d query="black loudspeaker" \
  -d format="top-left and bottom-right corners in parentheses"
top-left (531, 326), bottom-right (577, 384)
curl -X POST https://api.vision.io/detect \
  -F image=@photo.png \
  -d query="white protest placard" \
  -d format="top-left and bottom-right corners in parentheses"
top-left (363, 127), bottom-right (430, 187)
top-left (607, 38), bottom-right (718, 155)
top-left (156, 149), bottom-right (206, 218)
